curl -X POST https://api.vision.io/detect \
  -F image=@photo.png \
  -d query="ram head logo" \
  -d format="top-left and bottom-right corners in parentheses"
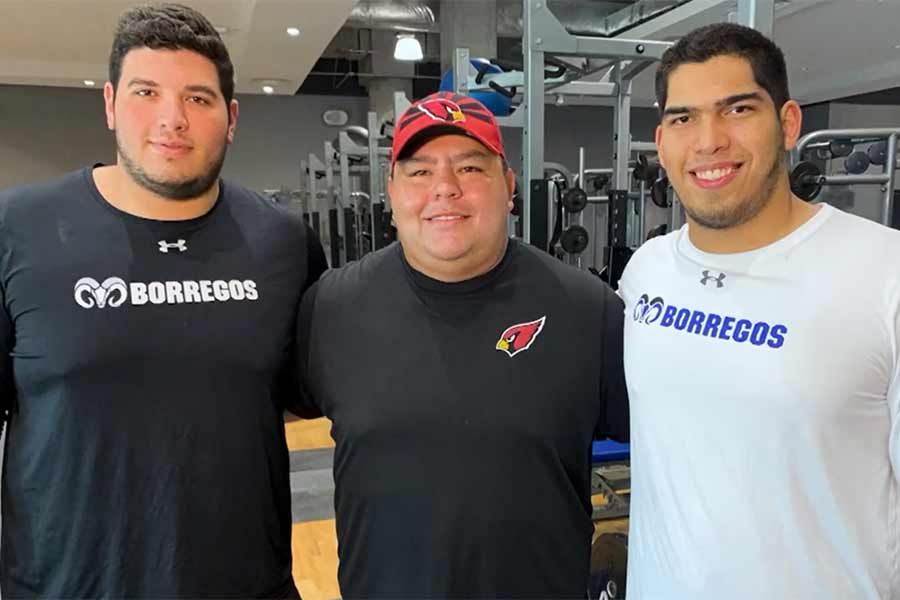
top-left (73, 277), bottom-right (128, 309)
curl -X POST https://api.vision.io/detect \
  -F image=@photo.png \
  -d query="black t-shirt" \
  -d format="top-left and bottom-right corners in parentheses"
top-left (296, 240), bottom-right (628, 599)
top-left (0, 168), bottom-right (326, 598)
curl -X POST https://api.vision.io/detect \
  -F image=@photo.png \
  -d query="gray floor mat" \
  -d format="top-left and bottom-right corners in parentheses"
top-left (290, 448), bottom-right (335, 523)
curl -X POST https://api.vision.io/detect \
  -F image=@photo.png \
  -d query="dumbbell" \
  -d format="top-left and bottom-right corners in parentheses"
top-left (845, 151), bottom-right (870, 175)
top-left (829, 139), bottom-right (854, 158)
top-left (560, 225), bottom-right (589, 254)
top-left (802, 139), bottom-right (854, 161)
top-left (633, 154), bottom-right (670, 208)
top-left (633, 154), bottom-right (660, 183)
top-left (590, 174), bottom-right (610, 194)
top-left (562, 188), bottom-right (588, 213)
top-left (650, 177), bottom-right (670, 208)
top-left (868, 141), bottom-right (887, 166)
top-left (867, 141), bottom-right (900, 169)
top-left (789, 161), bottom-right (824, 201)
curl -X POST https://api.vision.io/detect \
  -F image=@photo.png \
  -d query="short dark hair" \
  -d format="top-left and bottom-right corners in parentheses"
top-left (109, 3), bottom-right (235, 105)
top-left (655, 23), bottom-right (789, 116)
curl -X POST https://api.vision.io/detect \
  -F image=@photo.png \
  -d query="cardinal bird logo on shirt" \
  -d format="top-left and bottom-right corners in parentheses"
top-left (418, 98), bottom-right (466, 123)
top-left (495, 316), bottom-right (547, 358)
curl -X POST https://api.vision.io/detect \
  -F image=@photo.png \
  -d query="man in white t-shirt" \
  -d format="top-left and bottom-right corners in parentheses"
top-left (619, 22), bottom-right (900, 599)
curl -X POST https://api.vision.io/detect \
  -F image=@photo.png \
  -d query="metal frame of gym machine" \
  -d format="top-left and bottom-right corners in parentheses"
top-left (521, 7), bottom-right (667, 284)
top-left (518, 0), bottom-right (774, 288)
top-left (335, 112), bottom-right (393, 265)
top-left (300, 153), bottom-right (326, 236)
top-left (792, 129), bottom-right (900, 227)
top-left (302, 148), bottom-right (346, 266)
top-left (302, 113), bottom-right (394, 267)
top-left (302, 148), bottom-right (347, 266)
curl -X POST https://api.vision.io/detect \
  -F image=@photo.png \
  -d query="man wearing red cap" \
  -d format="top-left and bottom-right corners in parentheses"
top-left (293, 92), bottom-right (628, 598)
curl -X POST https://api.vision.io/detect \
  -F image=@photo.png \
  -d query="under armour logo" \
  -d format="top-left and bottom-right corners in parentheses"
top-left (700, 270), bottom-right (726, 288)
top-left (158, 239), bottom-right (187, 253)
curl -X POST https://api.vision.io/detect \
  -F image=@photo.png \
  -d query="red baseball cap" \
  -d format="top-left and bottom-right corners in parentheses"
top-left (391, 92), bottom-right (506, 165)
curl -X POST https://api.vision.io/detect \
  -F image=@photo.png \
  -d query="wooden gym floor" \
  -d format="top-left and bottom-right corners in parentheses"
top-left (286, 417), bottom-right (628, 600)
top-left (286, 417), bottom-right (341, 600)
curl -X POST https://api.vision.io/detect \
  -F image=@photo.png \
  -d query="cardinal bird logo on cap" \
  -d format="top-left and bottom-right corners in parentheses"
top-left (417, 98), bottom-right (466, 123)
top-left (495, 316), bottom-right (547, 358)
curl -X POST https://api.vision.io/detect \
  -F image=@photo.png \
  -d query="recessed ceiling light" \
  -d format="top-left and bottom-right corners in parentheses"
top-left (84, 80), bottom-right (96, 87)
top-left (895, 44), bottom-right (900, 49)
top-left (262, 85), bottom-right (275, 95)
top-left (287, 27), bottom-right (301, 37)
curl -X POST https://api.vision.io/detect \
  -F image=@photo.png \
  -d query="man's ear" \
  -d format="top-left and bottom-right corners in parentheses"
top-left (505, 166), bottom-right (515, 212)
top-left (226, 99), bottom-right (239, 144)
top-left (780, 100), bottom-right (803, 151)
top-left (654, 125), bottom-right (666, 171)
top-left (104, 82), bottom-right (116, 131)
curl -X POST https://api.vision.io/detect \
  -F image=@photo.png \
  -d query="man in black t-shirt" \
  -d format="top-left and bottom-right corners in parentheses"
top-left (296, 92), bottom-right (629, 598)
top-left (0, 4), bottom-right (325, 598)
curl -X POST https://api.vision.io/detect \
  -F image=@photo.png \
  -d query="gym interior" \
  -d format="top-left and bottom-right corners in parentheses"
top-left (2, 1), bottom-right (900, 598)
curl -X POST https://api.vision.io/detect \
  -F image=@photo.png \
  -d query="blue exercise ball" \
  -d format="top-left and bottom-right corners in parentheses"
top-left (439, 58), bottom-right (512, 117)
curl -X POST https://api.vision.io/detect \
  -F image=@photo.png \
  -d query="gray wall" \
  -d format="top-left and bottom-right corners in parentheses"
top-left (0, 84), bottom-right (369, 193)
top-left (502, 104), bottom-right (660, 172)
top-left (0, 86), bottom-right (114, 189)
top-left (224, 93), bottom-right (369, 191)
top-left (800, 102), bottom-right (830, 135)
top-left (0, 84), bottom-right (663, 193)
top-left (829, 102), bottom-right (900, 129)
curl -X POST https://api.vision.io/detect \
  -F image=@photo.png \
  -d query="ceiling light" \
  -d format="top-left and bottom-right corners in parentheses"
top-left (287, 27), bottom-right (301, 37)
top-left (394, 34), bottom-right (423, 61)
top-left (254, 78), bottom-right (288, 94)
top-left (83, 80), bottom-right (96, 87)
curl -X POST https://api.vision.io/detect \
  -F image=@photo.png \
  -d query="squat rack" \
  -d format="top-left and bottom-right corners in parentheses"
top-left (793, 128), bottom-right (899, 227)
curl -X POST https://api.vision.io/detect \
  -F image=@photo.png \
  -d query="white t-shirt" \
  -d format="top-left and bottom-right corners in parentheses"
top-left (619, 204), bottom-right (900, 599)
